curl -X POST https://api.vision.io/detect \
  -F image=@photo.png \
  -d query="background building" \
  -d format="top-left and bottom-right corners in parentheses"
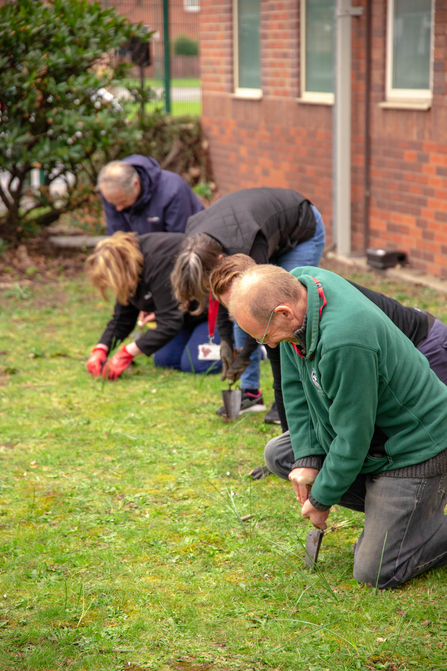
top-left (110, 0), bottom-right (201, 79)
top-left (199, 0), bottom-right (447, 279)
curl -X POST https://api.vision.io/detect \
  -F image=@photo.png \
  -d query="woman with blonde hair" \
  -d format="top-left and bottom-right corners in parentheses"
top-left (85, 231), bottom-right (221, 379)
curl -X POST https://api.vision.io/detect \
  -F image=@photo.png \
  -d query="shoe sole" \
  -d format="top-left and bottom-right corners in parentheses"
top-left (264, 418), bottom-right (281, 424)
top-left (216, 403), bottom-right (267, 418)
top-left (240, 404), bottom-right (267, 414)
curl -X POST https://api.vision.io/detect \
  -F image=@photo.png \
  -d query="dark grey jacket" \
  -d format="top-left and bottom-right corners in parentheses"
top-left (185, 187), bottom-right (316, 261)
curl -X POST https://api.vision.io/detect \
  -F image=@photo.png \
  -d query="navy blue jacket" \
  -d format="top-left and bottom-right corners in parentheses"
top-left (102, 155), bottom-right (204, 235)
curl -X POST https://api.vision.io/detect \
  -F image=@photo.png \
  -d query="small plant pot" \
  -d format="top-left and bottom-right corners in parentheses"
top-left (221, 389), bottom-right (241, 420)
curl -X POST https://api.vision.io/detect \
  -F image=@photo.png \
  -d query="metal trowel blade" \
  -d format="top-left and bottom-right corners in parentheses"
top-left (305, 528), bottom-right (324, 569)
top-left (221, 388), bottom-right (241, 420)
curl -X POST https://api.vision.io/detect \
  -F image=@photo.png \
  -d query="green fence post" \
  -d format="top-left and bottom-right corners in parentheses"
top-left (163, 0), bottom-right (171, 114)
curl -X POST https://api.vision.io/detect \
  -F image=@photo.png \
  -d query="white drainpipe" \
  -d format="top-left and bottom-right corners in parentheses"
top-left (333, 0), bottom-right (363, 255)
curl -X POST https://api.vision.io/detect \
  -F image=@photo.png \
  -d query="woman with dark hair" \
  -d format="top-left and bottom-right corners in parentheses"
top-left (85, 232), bottom-right (221, 379)
top-left (170, 187), bottom-right (326, 421)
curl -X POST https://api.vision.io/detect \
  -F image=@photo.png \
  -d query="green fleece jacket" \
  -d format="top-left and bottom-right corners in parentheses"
top-left (281, 267), bottom-right (447, 509)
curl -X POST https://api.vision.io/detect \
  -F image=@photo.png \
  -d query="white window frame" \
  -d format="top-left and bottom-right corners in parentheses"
top-left (385, 0), bottom-right (434, 106)
top-left (299, 0), bottom-right (334, 105)
top-left (233, 0), bottom-right (262, 99)
top-left (183, 0), bottom-right (200, 12)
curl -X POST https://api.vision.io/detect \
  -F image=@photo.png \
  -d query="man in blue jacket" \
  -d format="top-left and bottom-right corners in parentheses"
top-left (98, 155), bottom-right (204, 235)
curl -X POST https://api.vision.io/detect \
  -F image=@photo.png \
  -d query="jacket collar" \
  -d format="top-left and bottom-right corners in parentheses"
top-left (121, 156), bottom-right (162, 213)
top-left (291, 275), bottom-right (326, 360)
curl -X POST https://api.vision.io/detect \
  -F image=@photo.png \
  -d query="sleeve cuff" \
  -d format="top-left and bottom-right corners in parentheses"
top-left (292, 455), bottom-right (325, 470)
top-left (220, 335), bottom-right (234, 348)
top-left (240, 334), bottom-right (258, 358)
top-left (308, 492), bottom-right (331, 512)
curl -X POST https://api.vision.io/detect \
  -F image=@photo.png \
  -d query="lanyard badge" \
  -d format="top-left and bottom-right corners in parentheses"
top-left (198, 292), bottom-right (221, 361)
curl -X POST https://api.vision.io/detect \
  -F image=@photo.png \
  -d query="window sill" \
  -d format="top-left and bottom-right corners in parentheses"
top-left (232, 89), bottom-right (263, 100)
top-left (297, 96), bottom-right (334, 106)
top-left (379, 100), bottom-right (432, 111)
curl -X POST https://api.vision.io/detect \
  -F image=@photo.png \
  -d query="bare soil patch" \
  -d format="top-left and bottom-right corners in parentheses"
top-left (0, 233), bottom-right (88, 287)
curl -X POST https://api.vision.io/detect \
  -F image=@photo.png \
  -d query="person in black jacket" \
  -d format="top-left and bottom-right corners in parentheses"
top-left (170, 187), bottom-right (326, 421)
top-left (85, 232), bottom-right (221, 379)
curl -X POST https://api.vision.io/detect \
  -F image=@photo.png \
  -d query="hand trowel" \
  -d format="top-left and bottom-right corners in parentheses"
top-left (221, 381), bottom-right (241, 420)
top-left (304, 528), bottom-right (324, 569)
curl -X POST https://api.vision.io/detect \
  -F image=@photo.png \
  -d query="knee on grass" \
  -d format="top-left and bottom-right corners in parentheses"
top-left (353, 554), bottom-right (405, 590)
top-left (264, 436), bottom-right (288, 480)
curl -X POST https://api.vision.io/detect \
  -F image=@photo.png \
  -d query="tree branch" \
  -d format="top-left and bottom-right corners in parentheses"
top-left (0, 182), bottom-right (12, 212)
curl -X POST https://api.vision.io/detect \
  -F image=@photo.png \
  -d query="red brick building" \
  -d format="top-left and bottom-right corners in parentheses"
top-left (109, 0), bottom-right (199, 40)
top-left (199, 1), bottom-right (447, 279)
top-left (109, 0), bottom-right (201, 78)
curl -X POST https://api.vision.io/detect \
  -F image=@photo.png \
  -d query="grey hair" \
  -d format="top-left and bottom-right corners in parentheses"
top-left (97, 161), bottom-right (139, 194)
top-left (170, 233), bottom-right (224, 315)
top-left (228, 265), bottom-right (304, 323)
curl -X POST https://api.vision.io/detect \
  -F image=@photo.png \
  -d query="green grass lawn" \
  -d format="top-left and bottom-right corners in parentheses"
top-left (145, 99), bottom-right (201, 117)
top-left (0, 260), bottom-right (447, 670)
top-left (128, 99), bottom-right (201, 119)
top-left (123, 78), bottom-right (202, 117)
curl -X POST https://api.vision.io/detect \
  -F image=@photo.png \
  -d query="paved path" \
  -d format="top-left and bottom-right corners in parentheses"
top-left (153, 86), bottom-right (201, 102)
top-left (49, 235), bottom-right (106, 249)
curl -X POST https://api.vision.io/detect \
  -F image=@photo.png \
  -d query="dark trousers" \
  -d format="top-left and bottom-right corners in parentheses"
top-left (153, 322), bottom-right (222, 374)
top-left (265, 430), bottom-right (447, 588)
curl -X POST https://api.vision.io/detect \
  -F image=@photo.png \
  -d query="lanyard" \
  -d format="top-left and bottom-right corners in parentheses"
top-left (208, 291), bottom-right (219, 343)
top-left (292, 276), bottom-right (327, 359)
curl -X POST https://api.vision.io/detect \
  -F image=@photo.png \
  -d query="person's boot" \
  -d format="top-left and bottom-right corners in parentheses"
top-left (249, 465), bottom-right (272, 480)
top-left (264, 402), bottom-right (281, 425)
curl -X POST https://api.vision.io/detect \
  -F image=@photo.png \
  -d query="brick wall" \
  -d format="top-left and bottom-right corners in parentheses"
top-left (110, 0), bottom-right (199, 40)
top-left (366, 0), bottom-right (447, 278)
top-left (200, 0), bottom-right (447, 278)
top-left (200, 0), bottom-right (334, 245)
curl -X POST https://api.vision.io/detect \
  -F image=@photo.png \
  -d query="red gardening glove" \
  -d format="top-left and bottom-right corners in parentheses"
top-left (102, 345), bottom-right (134, 380)
top-left (86, 346), bottom-right (108, 376)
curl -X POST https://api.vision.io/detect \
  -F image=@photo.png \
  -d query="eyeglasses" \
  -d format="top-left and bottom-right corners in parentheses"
top-left (256, 308), bottom-right (276, 345)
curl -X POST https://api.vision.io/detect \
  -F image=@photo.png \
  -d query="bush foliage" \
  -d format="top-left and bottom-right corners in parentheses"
top-left (0, 0), bottom-right (151, 244)
top-left (174, 34), bottom-right (199, 57)
top-left (128, 112), bottom-right (212, 186)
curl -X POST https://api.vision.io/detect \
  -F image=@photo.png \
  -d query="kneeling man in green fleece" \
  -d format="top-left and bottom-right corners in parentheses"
top-left (228, 264), bottom-right (447, 589)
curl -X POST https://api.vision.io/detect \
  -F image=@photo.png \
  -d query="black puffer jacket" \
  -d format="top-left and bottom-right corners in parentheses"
top-left (98, 232), bottom-right (205, 357)
top-left (185, 187), bottom-right (316, 260)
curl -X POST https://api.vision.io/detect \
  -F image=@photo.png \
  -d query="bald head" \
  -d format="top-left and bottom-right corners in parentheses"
top-left (228, 265), bottom-right (307, 347)
top-left (98, 161), bottom-right (141, 211)
top-left (229, 265), bottom-right (305, 321)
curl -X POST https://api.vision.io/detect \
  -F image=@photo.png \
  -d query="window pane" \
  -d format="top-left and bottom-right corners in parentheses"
top-left (393, 0), bottom-right (432, 90)
top-left (238, 0), bottom-right (261, 89)
top-left (305, 0), bottom-right (334, 93)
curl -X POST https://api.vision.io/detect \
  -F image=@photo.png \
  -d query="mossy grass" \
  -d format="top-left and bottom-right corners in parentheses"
top-left (0, 261), bottom-right (446, 670)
